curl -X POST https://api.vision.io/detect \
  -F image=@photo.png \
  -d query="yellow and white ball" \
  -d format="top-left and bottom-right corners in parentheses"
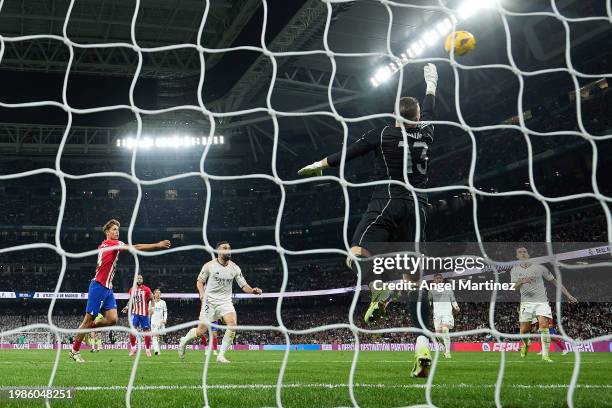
top-left (444, 31), bottom-right (477, 56)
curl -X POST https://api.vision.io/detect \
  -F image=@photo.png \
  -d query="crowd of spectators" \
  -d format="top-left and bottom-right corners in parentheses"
top-left (2, 300), bottom-right (610, 345)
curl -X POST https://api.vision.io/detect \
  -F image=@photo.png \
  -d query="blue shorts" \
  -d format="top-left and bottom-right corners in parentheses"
top-left (132, 315), bottom-right (150, 330)
top-left (86, 280), bottom-right (117, 316)
top-left (549, 327), bottom-right (557, 335)
top-left (211, 321), bottom-right (219, 332)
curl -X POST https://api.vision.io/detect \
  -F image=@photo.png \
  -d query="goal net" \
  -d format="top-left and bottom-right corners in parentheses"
top-left (0, 0), bottom-right (611, 407)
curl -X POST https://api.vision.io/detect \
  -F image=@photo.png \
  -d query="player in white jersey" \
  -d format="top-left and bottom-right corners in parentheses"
top-left (428, 273), bottom-right (460, 358)
top-left (510, 247), bottom-right (577, 362)
top-left (149, 288), bottom-right (167, 356)
top-left (178, 241), bottom-right (262, 363)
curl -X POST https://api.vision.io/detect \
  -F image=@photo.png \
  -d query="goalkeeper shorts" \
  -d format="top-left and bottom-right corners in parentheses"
top-left (352, 198), bottom-right (427, 248)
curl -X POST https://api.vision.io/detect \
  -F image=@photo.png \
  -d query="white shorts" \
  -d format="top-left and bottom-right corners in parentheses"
top-left (199, 300), bottom-right (235, 324)
top-left (519, 302), bottom-right (552, 323)
top-left (434, 315), bottom-right (454, 330)
top-left (151, 322), bottom-right (165, 333)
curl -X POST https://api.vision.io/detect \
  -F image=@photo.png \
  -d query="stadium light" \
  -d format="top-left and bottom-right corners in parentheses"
top-left (457, 0), bottom-right (496, 20)
top-left (116, 135), bottom-right (225, 149)
top-left (369, 0), bottom-right (493, 87)
top-left (423, 30), bottom-right (440, 46)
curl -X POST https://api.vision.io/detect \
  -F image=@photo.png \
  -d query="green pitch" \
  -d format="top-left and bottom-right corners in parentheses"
top-left (1, 349), bottom-right (611, 407)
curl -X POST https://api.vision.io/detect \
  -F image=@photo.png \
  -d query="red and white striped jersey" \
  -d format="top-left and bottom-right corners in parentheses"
top-left (128, 285), bottom-right (152, 316)
top-left (94, 239), bottom-right (126, 289)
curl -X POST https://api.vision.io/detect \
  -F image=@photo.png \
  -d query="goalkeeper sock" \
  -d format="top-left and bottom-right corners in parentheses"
top-left (442, 327), bottom-right (451, 354)
top-left (540, 328), bottom-right (551, 358)
top-left (97, 338), bottom-right (102, 350)
top-left (219, 330), bottom-right (236, 357)
top-left (183, 328), bottom-right (198, 344)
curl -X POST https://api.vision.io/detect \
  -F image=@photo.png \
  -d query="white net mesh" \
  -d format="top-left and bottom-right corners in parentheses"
top-left (0, 0), bottom-right (611, 407)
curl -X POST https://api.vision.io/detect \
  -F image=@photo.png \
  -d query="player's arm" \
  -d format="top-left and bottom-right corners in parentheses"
top-left (162, 301), bottom-right (167, 324)
top-left (133, 240), bottom-right (171, 251)
top-left (297, 129), bottom-right (381, 177)
top-left (549, 277), bottom-right (578, 303)
top-left (196, 263), bottom-right (210, 302)
top-left (420, 63), bottom-right (437, 122)
top-left (121, 289), bottom-right (132, 313)
top-left (241, 283), bottom-right (262, 295)
top-left (450, 290), bottom-right (460, 312)
top-left (235, 270), bottom-right (262, 295)
top-left (148, 300), bottom-right (153, 317)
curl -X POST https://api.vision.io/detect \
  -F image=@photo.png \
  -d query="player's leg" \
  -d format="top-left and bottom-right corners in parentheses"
top-left (94, 294), bottom-right (119, 328)
top-left (440, 318), bottom-right (454, 358)
top-left (399, 200), bottom-right (431, 331)
top-left (217, 311), bottom-right (237, 363)
top-left (411, 335), bottom-right (432, 378)
top-left (212, 329), bottom-right (218, 354)
top-left (70, 281), bottom-right (107, 362)
top-left (549, 325), bottom-right (567, 355)
top-left (141, 316), bottom-right (152, 357)
top-left (518, 303), bottom-right (535, 357)
top-left (151, 322), bottom-right (160, 355)
top-left (128, 315), bottom-right (140, 356)
top-left (88, 332), bottom-right (96, 352)
top-left (350, 199), bottom-right (393, 323)
top-left (537, 313), bottom-right (552, 362)
top-left (179, 301), bottom-right (213, 359)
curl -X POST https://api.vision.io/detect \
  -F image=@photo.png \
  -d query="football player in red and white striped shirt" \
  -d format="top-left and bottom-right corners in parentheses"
top-left (122, 274), bottom-right (153, 357)
top-left (69, 219), bottom-right (171, 363)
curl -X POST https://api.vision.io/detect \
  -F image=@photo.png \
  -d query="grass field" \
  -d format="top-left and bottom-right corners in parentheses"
top-left (0, 349), bottom-right (611, 407)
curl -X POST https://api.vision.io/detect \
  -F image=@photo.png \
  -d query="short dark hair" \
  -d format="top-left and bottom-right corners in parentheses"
top-left (103, 219), bottom-right (120, 233)
top-left (399, 97), bottom-right (420, 121)
top-left (215, 240), bottom-right (230, 249)
top-left (434, 273), bottom-right (443, 279)
top-left (154, 288), bottom-right (161, 292)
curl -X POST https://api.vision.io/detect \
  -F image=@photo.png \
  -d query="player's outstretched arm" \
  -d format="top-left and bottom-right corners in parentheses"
top-left (242, 284), bottom-right (262, 295)
top-left (297, 158), bottom-right (330, 177)
top-left (423, 63), bottom-right (437, 96)
top-left (552, 279), bottom-right (578, 303)
top-left (297, 129), bottom-right (380, 177)
top-left (133, 240), bottom-right (171, 251)
top-left (419, 63), bottom-right (437, 123)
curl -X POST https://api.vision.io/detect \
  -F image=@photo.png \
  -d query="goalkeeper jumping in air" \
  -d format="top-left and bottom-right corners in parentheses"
top-left (297, 63), bottom-right (438, 330)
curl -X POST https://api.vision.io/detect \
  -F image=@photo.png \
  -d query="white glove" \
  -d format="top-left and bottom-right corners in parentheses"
top-left (424, 63), bottom-right (438, 95)
top-left (297, 161), bottom-right (324, 177)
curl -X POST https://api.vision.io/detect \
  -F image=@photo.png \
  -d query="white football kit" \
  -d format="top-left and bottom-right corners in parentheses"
top-left (510, 263), bottom-right (554, 322)
top-left (197, 259), bottom-right (247, 323)
top-left (429, 288), bottom-right (457, 329)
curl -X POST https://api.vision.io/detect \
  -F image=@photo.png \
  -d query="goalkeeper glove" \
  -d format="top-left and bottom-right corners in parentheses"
top-left (423, 63), bottom-right (438, 95)
top-left (297, 161), bottom-right (324, 177)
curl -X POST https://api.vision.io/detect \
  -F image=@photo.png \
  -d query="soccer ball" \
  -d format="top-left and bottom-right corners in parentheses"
top-left (444, 31), bottom-right (477, 56)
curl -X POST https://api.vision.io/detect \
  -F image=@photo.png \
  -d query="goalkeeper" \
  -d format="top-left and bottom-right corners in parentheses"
top-left (298, 63), bottom-right (438, 328)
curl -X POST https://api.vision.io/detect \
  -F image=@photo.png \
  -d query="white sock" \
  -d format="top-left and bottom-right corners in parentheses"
top-left (442, 327), bottom-right (451, 354)
top-left (219, 330), bottom-right (235, 357)
top-left (183, 328), bottom-right (198, 344)
top-left (540, 328), bottom-right (550, 358)
top-left (152, 336), bottom-right (159, 352)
